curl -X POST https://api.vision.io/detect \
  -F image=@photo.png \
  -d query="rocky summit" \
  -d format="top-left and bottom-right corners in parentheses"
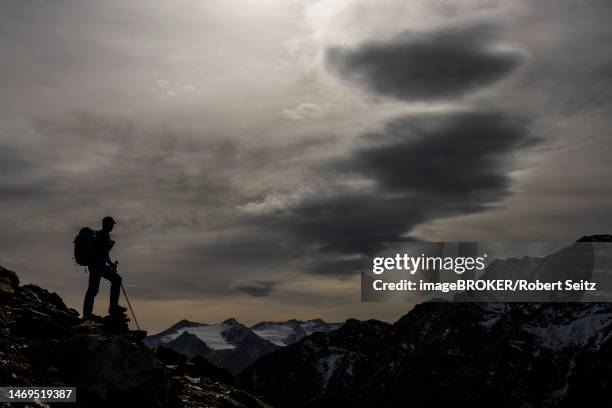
top-left (0, 265), bottom-right (270, 408)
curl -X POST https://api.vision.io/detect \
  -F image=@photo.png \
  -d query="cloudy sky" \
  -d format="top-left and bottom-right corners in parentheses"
top-left (1, 0), bottom-right (611, 332)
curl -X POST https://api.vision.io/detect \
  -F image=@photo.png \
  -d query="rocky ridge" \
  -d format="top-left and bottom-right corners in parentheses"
top-left (0, 265), bottom-right (270, 408)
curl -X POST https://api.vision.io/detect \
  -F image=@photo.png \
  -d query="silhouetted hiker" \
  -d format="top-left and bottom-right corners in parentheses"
top-left (83, 216), bottom-right (127, 319)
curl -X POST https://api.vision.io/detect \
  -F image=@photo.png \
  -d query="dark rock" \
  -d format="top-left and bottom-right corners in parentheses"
top-left (101, 312), bottom-right (131, 335)
top-left (0, 278), bottom-right (14, 302)
top-left (188, 355), bottom-right (236, 385)
top-left (127, 329), bottom-right (148, 341)
top-left (577, 234), bottom-right (612, 242)
top-left (29, 334), bottom-right (169, 408)
top-left (13, 308), bottom-right (74, 340)
top-left (0, 265), bottom-right (19, 288)
top-left (156, 345), bottom-right (188, 365)
top-left (229, 388), bottom-right (272, 407)
top-left (223, 318), bottom-right (242, 326)
top-left (165, 331), bottom-right (212, 359)
top-left (18, 284), bottom-right (70, 312)
top-left (219, 329), bottom-right (278, 374)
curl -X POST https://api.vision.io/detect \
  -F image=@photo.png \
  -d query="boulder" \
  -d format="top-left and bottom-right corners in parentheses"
top-left (0, 266), bottom-right (19, 288)
top-left (0, 278), bottom-right (13, 302)
top-left (156, 345), bottom-right (188, 365)
top-left (30, 334), bottom-right (168, 408)
top-left (13, 308), bottom-right (74, 340)
top-left (0, 266), bottom-right (19, 302)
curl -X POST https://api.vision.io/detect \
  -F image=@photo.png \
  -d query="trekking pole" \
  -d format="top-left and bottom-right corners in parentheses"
top-left (120, 283), bottom-right (141, 331)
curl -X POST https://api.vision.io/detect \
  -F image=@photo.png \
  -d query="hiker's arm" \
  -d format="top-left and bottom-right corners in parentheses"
top-left (103, 238), bottom-right (114, 266)
top-left (106, 243), bottom-right (113, 265)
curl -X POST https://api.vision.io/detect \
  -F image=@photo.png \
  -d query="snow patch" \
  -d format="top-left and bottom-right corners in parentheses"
top-left (317, 354), bottom-right (343, 389)
top-left (252, 325), bottom-right (296, 346)
top-left (525, 310), bottom-right (612, 350)
top-left (252, 320), bottom-right (341, 346)
top-left (302, 321), bottom-right (340, 335)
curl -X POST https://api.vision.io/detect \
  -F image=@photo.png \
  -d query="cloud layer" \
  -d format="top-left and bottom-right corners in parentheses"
top-left (327, 25), bottom-right (523, 101)
top-left (344, 112), bottom-right (535, 198)
top-left (254, 111), bottom-right (536, 258)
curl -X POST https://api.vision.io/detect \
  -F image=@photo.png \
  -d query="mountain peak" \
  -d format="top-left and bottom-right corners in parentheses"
top-left (577, 234), bottom-right (612, 242)
top-left (173, 318), bottom-right (202, 328)
top-left (223, 318), bottom-right (241, 326)
top-left (165, 331), bottom-right (213, 359)
top-left (149, 318), bottom-right (204, 338)
top-left (177, 318), bottom-right (196, 325)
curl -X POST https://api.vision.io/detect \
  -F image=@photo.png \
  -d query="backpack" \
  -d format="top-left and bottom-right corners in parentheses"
top-left (74, 227), bottom-right (96, 266)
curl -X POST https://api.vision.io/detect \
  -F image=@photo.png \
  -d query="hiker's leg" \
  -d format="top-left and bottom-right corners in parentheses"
top-left (100, 265), bottom-right (122, 308)
top-left (109, 271), bottom-right (122, 308)
top-left (83, 267), bottom-right (102, 316)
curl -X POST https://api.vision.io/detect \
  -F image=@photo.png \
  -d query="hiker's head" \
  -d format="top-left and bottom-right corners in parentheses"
top-left (102, 216), bottom-right (116, 232)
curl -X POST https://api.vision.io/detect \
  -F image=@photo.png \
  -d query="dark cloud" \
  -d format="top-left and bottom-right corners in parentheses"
top-left (279, 189), bottom-right (485, 256)
top-left (231, 281), bottom-right (276, 297)
top-left (327, 24), bottom-right (523, 101)
top-left (279, 192), bottom-right (428, 253)
top-left (341, 111), bottom-right (536, 199)
top-left (260, 111), bottom-right (536, 258)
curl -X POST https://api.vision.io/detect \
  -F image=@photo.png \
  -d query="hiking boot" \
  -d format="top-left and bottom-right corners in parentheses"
top-left (108, 305), bottom-right (128, 315)
top-left (82, 313), bottom-right (101, 321)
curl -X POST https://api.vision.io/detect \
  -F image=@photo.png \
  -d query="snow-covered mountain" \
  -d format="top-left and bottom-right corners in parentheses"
top-left (252, 319), bottom-right (342, 346)
top-left (145, 317), bottom-right (342, 373)
top-left (147, 318), bottom-right (240, 350)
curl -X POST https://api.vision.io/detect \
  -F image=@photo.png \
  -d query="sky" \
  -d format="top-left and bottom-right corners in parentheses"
top-left (1, 0), bottom-right (612, 332)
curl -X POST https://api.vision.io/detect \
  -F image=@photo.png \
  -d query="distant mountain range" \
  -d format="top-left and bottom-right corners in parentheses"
top-left (240, 301), bottom-right (612, 407)
top-left (239, 236), bottom-right (612, 407)
top-left (144, 318), bottom-right (342, 373)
